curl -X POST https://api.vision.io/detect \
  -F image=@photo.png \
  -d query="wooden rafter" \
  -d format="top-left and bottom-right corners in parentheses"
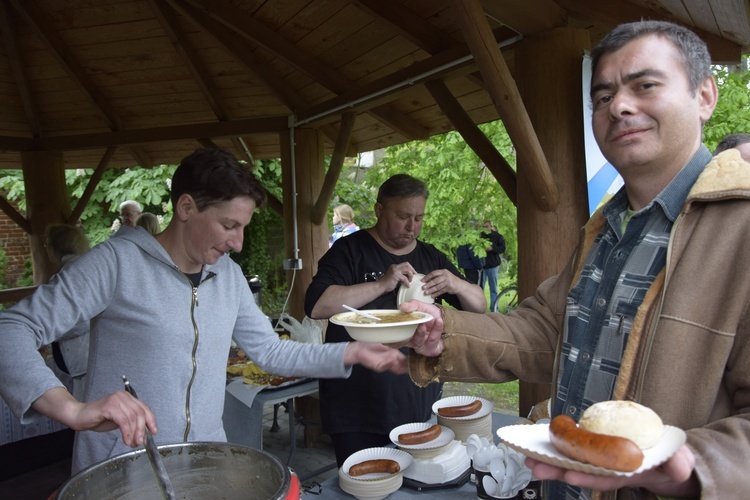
top-left (20, 116), bottom-right (288, 152)
top-left (450, 0), bottom-right (558, 212)
top-left (8, 0), bottom-right (153, 168)
top-left (350, 0), bottom-right (451, 53)
top-left (556, 0), bottom-right (742, 63)
top-left (169, 0), bottom-right (355, 156)
top-left (0, 0), bottom-right (41, 137)
top-left (180, 0), bottom-right (427, 141)
top-left (424, 79), bottom-right (517, 206)
top-left (69, 147), bottom-right (117, 225)
top-left (313, 112), bottom-right (357, 224)
top-left (0, 193), bottom-right (30, 233)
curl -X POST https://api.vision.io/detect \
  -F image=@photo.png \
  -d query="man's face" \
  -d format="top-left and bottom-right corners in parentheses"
top-left (591, 35), bottom-right (716, 177)
top-left (183, 196), bottom-right (255, 267)
top-left (374, 196), bottom-right (425, 249)
top-left (119, 205), bottom-right (141, 227)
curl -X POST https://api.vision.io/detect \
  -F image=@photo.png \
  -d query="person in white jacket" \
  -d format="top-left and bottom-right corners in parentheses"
top-left (0, 148), bottom-right (408, 474)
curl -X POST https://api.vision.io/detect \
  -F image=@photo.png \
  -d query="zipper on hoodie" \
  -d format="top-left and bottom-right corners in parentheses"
top-left (181, 271), bottom-right (216, 442)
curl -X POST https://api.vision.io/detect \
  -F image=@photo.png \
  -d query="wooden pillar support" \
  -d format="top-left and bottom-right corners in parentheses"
top-left (20, 150), bottom-right (70, 284)
top-left (449, 0), bottom-right (558, 212)
top-left (279, 127), bottom-right (329, 320)
top-left (515, 28), bottom-right (592, 417)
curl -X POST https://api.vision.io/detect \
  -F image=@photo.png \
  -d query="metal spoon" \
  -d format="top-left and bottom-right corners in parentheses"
top-left (342, 304), bottom-right (381, 321)
top-left (122, 376), bottom-right (176, 500)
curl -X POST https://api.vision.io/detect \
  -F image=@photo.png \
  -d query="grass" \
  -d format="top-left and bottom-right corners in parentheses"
top-left (441, 380), bottom-right (520, 415)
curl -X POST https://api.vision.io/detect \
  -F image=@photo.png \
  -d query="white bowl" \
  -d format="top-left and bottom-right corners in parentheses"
top-left (330, 309), bottom-right (433, 343)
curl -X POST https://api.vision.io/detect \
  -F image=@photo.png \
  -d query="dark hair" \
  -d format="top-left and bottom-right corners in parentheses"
top-left (44, 224), bottom-right (89, 259)
top-left (376, 174), bottom-right (429, 205)
top-left (714, 133), bottom-right (750, 155)
top-left (170, 149), bottom-right (267, 210)
top-left (591, 20), bottom-right (711, 96)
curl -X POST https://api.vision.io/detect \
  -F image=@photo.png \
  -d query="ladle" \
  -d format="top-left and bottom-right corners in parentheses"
top-left (122, 376), bottom-right (176, 500)
top-left (342, 304), bottom-right (381, 321)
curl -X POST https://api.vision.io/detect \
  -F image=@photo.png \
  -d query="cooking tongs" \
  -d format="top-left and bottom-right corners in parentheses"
top-left (122, 376), bottom-right (176, 500)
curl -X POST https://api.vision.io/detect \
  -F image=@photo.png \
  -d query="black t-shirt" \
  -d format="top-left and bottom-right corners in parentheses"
top-left (482, 230), bottom-right (506, 268)
top-left (305, 230), bottom-right (469, 435)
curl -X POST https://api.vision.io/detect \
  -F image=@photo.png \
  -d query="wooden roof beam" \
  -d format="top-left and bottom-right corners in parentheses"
top-left (148, 0), bottom-right (229, 121)
top-left (170, 0), bottom-right (357, 156)
top-left (69, 147), bottom-right (117, 225)
top-left (424, 79), bottom-right (517, 206)
top-left (313, 112), bottom-right (357, 225)
top-left (8, 0), bottom-right (154, 169)
top-left (180, 0), bottom-right (427, 141)
top-left (0, 0), bottom-right (41, 137)
top-left (350, 0), bottom-right (451, 53)
top-left (22, 116), bottom-right (288, 151)
top-left (556, 0), bottom-right (743, 63)
top-left (450, 0), bottom-right (558, 212)
top-left (0, 193), bottom-right (31, 233)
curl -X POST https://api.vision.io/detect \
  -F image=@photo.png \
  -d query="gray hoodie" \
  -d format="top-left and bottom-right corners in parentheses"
top-left (0, 226), bottom-right (349, 473)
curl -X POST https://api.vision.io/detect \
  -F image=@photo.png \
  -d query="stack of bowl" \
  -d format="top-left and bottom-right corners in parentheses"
top-left (433, 396), bottom-right (494, 443)
top-left (339, 448), bottom-right (413, 500)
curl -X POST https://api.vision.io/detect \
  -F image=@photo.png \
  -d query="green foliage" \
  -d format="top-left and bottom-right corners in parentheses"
top-left (705, 59), bottom-right (750, 150)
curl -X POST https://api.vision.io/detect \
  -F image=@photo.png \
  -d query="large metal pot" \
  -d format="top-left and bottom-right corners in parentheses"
top-left (55, 442), bottom-right (299, 500)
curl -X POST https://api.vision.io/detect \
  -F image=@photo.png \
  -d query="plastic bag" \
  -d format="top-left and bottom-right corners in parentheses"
top-left (277, 313), bottom-right (324, 344)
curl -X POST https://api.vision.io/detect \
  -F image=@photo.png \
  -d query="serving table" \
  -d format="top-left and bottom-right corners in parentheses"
top-left (223, 378), bottom-right (319, 466)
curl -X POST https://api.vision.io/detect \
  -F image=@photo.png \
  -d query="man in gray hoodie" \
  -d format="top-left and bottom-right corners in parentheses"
top-left (0, 148), bottom-right (407, 474)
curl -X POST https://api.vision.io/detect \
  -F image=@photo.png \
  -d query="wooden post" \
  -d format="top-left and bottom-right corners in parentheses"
top-left (514, 28), bottom-right (591, 417)
top-left (20, 150), bottom-right (70, 284)
top-left (279, 127), bottom-right (330, 446)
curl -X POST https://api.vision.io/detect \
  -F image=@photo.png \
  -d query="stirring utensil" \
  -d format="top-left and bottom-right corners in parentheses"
top-left (122, 376), bottom-right (176, 500)
top-left (342, 304), bottom-right (381, 321)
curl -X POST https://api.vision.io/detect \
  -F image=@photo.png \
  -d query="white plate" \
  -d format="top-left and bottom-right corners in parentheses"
top-left (343, 447), bottom-right (414, 480)
top-left (432, 396), bottom-right (493, 421)
top-left (496, 423), bottom-right (686, 477)
top-left (396, 273), bottom-right (435, 306)
top-left (389, 423), bottom-right (455, 450)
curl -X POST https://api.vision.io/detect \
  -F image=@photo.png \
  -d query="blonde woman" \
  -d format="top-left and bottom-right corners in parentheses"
top-left (329, 204), bottom-right (359, 247)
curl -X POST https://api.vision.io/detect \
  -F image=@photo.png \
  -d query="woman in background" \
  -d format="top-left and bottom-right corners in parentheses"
top-left (330, 204), bottom-right (359, 247)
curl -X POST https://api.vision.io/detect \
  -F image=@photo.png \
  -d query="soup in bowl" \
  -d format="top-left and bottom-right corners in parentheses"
top-left (329, 309), bottom-right (433, 343)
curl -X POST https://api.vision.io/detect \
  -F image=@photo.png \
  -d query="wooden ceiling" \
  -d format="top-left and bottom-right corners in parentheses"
top-left (0, 0), bottom-right (748, 171)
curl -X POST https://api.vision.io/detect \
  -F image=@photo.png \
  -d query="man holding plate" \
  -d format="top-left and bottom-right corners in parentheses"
top-left (403, 20), bottom-right (750, 499)
top-left (306, 173), bottom-right (486, 467)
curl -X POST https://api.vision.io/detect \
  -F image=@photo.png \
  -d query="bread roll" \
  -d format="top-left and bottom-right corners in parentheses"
top-left (579, 401), bottom-right (664, 449)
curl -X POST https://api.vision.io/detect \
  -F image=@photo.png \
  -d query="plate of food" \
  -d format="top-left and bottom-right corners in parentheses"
top-left (396, 273), bottom-right (435, 306)
top-left (342, 447), bottom-right (413, 480)
top-left (329, 309), bottom-right (433, 343)
top-left (432, 396), bottom-right (493, 421)
top-left (389, 423), bottom-right (455, 450)
top-left (497, 401), bottom-right (687, 477)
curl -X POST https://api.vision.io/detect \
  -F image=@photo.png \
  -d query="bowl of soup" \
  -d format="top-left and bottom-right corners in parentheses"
top-left (329, 309), bottom-right (433, 343)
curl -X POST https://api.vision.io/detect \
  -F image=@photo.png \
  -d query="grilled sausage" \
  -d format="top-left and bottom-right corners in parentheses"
top-left (398, 424), bottom-right (442, 445)
top-left (348, 459), bottom-right (400, 476)
top-left (437, 399), bottom-right (482, 418)
top-left (549, 415), bottom-right (644, 472)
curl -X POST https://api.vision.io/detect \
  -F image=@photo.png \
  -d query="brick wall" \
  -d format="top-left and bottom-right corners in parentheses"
top-left (0, 205), bottom-right (31, 287)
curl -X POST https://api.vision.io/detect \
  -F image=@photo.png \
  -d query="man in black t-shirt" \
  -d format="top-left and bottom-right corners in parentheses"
top-left (305, 174), bottom-right (486, 466)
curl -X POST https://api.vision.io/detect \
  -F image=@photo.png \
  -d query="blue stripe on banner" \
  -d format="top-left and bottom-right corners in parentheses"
top-left (587, 162), bottom-right (619, 215)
